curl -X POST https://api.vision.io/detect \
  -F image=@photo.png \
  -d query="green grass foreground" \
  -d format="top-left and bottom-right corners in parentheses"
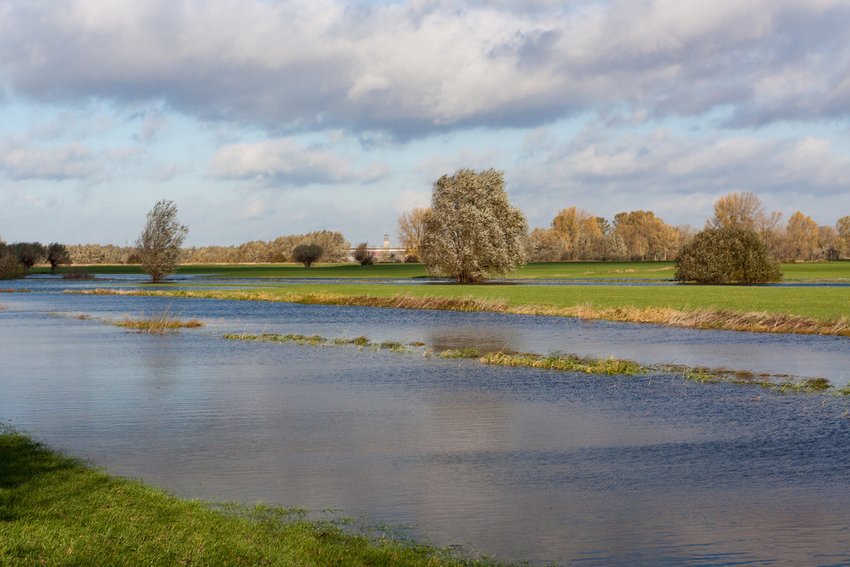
top-left (38, 260), bottom-right (850, 281)
top-left (0, 431), bottom-right (497, 566)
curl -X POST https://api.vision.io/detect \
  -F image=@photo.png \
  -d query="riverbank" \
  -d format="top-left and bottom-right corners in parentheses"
top-left (72, 285), bottom-right (850, 337)
top-left (0, 430), bottom-right (497, 566)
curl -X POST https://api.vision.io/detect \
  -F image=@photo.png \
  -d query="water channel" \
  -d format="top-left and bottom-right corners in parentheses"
top-left (2, 280), bottom-right (850, 564)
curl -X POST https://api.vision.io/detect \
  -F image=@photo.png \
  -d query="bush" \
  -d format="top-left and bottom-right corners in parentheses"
top-left (353, 243), bottom-right (375, 266)
top-left (0, 247), bottom-right (25, 280)
top-left (291, 243), bottom-right (323, 268)
top-left (675, 226), bottom-right (781, 284)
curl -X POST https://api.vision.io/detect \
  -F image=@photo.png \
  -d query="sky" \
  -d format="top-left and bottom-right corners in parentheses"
top-left (1, 0), bottom-right (849, 247)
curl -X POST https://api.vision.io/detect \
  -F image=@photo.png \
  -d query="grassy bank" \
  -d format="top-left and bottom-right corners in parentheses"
top-left (0, 430), bottom-right (497, 566)
top-left (37, 260), bottom-right (850, 281)
top-left (73, 285), bottom-right (850, 336)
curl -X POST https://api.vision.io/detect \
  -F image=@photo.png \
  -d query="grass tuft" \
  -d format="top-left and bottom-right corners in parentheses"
top-left (480, 351), bottom-right (646, 375)
top-left (439, 348), bottom-right (482, 359)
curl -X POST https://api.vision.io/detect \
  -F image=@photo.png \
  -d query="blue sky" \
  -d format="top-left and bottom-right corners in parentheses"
top-left (1, 0), bottom-right (849, 246)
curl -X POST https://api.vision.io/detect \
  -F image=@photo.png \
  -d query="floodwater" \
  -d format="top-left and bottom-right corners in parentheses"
top-left (2, 282), bottom-right (850, 565)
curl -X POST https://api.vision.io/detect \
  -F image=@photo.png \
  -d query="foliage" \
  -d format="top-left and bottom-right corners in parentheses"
top-left (397, 207), bottom-right (429, 258)
top-left (0, 243), bottom-right (25, 280)
top-left (46, 242), bottom-right (71, 274)
top-left (135, 200), bottom-right (189, 283)
top-left (613, 210), bottom-right (680, 261)
top-left (675, 226), bottom-right (781, 284)
top-left (353, 242), bottom-right (375, 265)
top-left (837, 216), bottom-right (850, 258)
top-left (8, 242), bottom-right (46, 273)
top-left (291, 243), bottom-right (323, 268)
top-left (421, 168), bottom-right (527, 283)
top-left (710, 191), bottom-right (765, 230)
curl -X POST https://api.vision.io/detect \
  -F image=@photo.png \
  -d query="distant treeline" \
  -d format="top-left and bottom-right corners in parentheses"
top-left (67, 230), bottom-right (349, 265)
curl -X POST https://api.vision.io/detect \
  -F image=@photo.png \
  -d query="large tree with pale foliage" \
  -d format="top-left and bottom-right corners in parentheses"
top-left (421, 168), bottom-right (527, 283)
top-left (135, 200), bottom-right (189, 283)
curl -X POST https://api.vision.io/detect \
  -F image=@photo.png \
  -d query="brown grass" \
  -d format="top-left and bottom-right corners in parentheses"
top-left (112, 316), bottom-right (203, 334)
top-left (0, 288), bottom-right (31, 293)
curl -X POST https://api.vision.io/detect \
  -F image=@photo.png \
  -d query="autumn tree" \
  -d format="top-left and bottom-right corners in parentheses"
top-left (421, 168), bottom-right (527, 283)
top-left (613, 211), bottom-right (680, 261)
top-left (45, 243), bottom-right (71, 274)
top-left (291, 243), bottom-right (323, 268)
top-left (135, 200), bottom-right (189, 283)
top-left (710, 191), bottom-right (764, 230)
top-left (783, 211), bottom-right (820, 261)
top-left (396, 207), bottom-right (429, 261)
top-left (836, 216), bottom-right (850, 258)
top-left (676, 226), bottom-right (781, 284)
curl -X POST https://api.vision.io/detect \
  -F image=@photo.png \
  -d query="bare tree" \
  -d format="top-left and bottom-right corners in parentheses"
top-left (396, 207), bottom-right (429, 261)
top-left (135, 200), bottom-right (188, 283)
top-left (421, 168), bottom-right (527, 283)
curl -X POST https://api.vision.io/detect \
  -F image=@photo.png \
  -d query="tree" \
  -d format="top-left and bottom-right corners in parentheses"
top-left (421, 168), bottom-right (527, 283)
top-left (525, 228), bottom-right (565, 262)
top-left (135, 200), bottom-right (188, 283)
top-left (613, 211), bottom-right (680, 260)
top-left (291, 243), bottom-right (323, 268)
top-left (353, 242), bottom-right (375, 265)
top-left (710, 191), bottom-right (764, 230)
top-left (675, 226), bottom-right (781, 284)
top-left (46, 243), bottom-right (71, 274)
top-left (396, 207), bottom-right (429, 261)
top-left (783, 211), bottom-right (820, 261)
top-left (837, 216), bottom-right (850, 258)
top-left (9, 242), bottom-right (46, 274)
top-left (0, 242), bottom-right (25, 280)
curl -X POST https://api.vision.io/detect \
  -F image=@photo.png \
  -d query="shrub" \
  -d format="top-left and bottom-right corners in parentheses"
top-left (291, 243), bottom-right (323, 268)
top-left (353, 243), bottom-right (375, 265)
top-left (675, 226), bottom-right (781, 284)
top-left (0, 245), bottom-right (25, 280)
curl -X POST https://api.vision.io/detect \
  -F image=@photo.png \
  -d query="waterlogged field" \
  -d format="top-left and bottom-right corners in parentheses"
top-left (2, 288), bottom-right (850, 565)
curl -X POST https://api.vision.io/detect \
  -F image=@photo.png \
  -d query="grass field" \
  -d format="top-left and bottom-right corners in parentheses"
top-left (0, 430), bottom-right (496, 566)
top-left (35, 260), bottom-right (850, 281)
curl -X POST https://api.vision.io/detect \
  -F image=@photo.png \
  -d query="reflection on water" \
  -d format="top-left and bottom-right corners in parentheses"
top-left (2, 290), bottom-right (850, 565)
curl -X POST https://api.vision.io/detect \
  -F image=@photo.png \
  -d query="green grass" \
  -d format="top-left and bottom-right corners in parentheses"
top-left (0, 430), bottom-right (499, 566)
top-left (229, 283), bottom-right (849, 322)
top-left (35, 260), bottom-right (850, 281)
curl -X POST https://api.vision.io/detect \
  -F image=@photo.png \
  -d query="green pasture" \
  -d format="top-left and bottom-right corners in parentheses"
top-left (237, 282), bottom-right (850, 322)
top-left (0, 430), bottom-right (496, 566)
top-left (37, 260), bottom-right (850, 281)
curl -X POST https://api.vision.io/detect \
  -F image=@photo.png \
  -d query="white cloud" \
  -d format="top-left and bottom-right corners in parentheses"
top-left (2, 1), bottom-right (849, 137)
top-left (209, 138), bottom-right (390, 185)
top-left (0, 139), bottom-right (98, 180)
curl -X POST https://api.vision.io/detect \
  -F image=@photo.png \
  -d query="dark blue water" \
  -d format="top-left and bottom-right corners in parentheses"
top-left (2, 287), bottom-right (850, 565)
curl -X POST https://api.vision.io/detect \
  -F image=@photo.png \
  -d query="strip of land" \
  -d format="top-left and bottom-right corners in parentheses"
top-left (223, 332), bottom-right (847, 395)
top-left (0, 430), bottom-right (498, 566)
top-left (71, 285), bottom-right (850, 337)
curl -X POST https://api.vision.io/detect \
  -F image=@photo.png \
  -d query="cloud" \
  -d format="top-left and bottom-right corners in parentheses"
top-left (209, 138), bottom-right (390, 185)
top-left (512, 131), bottom-right (850, 226)
top-left (2, 1), bottom-right (849, 138)
top-left (0, 138), bottom-right (99, 180)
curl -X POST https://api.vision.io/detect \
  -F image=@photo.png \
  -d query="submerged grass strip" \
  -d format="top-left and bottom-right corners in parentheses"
top-left (48, 309), bottom-right (203, 334)
top-left (0, 430), bottom-right (498, 566)
top-left (67, 287), bottom-right (850, 337)
top-left (222, 332), bottom-right (848, 395)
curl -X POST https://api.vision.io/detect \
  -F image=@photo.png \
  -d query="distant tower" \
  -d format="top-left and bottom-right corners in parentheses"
top-left (383, 233), bottom-right (390, 249)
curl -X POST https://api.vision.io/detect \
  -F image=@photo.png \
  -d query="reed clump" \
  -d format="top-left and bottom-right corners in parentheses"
top-left (480, 351), bottom-right (647, 375)
top-left (439, 348), bottom-right (482, 359)
top-left (112, 315), bottom-right (203, 334)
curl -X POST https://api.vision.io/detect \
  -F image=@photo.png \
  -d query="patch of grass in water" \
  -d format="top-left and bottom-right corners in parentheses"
top-left (480, 351), bottom-right (646, 375)
top-left (439, 348), bottom-right (482, 359)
